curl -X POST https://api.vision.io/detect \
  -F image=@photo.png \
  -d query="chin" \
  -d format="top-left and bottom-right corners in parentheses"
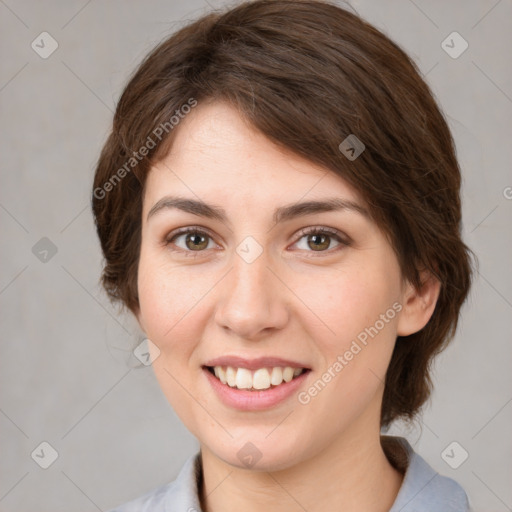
top-left (206, 435), bottom-right (306, 473)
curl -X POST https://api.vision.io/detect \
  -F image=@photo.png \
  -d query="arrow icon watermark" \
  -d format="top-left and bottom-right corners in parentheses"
top-left (339, 134), bottom-right (365, 161)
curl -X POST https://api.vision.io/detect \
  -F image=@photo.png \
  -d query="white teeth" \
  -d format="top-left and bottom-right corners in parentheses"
top-left (211, 365), bottom-right (306, 390)
top-left (253, 368), bottom-right (271, 390)
top-left (217, 366), bottom-right (227, 384)
top-left (235, 368), bottom-right (253, 389)
top-left (282, 367), bottom-right (294, 382)
top-left (226, 366), bottom-right (237, 387)
top-left (270, 367), bottom-right (283, 386)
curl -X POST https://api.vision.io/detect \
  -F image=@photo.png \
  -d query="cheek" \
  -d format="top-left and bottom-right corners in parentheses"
top-left (297, 274), bottom-right (400, 429)
top-left (137, 253), bottom-right (210, 338)
top-left (296, 260), bottom-right (402, 414)
top-left (137, 257), bottom-right (208, 426)
top-left (298, 262), bottom-right (400, 346)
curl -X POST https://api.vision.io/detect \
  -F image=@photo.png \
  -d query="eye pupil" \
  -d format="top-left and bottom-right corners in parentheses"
top-left (308, 233), bottom-right (330, 251)
top-left (186, 232), bottom-right (208, 250)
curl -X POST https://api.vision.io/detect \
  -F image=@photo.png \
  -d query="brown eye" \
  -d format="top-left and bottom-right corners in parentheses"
top-left (184, 232), bottom-right (209, 251)
top-left (293, 227), bottom-right (350, 254)
top-left (307, 233), bottom-right (331, 251)
top-left (166, 228), bottom-right (214, 253)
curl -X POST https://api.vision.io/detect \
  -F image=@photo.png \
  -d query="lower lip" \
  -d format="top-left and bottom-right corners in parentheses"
top-left (203, 367), bottom-right (310, 411)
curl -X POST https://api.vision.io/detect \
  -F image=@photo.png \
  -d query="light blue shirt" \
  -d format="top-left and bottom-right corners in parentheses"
top-left (108, 436), bottom-right (469, 511)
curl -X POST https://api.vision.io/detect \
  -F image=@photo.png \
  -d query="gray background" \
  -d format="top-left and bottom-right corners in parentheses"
top-left (1, 0), bottom-right (511, 511)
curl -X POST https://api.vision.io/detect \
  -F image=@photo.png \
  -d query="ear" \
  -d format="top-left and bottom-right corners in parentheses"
top-left (397, 269), bottom-right (441, 337)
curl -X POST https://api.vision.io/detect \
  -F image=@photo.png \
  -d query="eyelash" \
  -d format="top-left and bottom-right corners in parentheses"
top-left (164, 226), bottom-right (351, 258)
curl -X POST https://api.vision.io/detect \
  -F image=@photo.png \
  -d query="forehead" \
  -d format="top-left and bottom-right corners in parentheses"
top-left (143, 101), bottom-right (365, 214)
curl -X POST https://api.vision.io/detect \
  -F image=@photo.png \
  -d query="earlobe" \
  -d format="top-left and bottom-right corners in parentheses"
top-left (396, 270), bottom-right (441, 337)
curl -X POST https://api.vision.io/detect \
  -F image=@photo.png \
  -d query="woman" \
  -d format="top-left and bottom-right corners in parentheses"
top-left (92, 1), bottom-right (474, 510)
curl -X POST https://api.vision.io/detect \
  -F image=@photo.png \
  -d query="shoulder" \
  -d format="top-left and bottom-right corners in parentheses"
top-left (106, 452), bottom-right (203, 512)
top-left (383, 436), bottom-right (470, 512)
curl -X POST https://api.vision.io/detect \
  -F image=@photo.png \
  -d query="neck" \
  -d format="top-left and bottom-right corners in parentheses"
top-left (199, 421), bottom-right (404, 512)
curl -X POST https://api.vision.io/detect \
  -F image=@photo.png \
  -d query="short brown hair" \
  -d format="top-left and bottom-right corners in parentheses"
top-left (92, 0), bottom-right (474, 427)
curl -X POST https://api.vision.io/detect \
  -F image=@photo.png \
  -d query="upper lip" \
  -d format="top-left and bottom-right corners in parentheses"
top-left (203, 356), bottom-right (311, 371)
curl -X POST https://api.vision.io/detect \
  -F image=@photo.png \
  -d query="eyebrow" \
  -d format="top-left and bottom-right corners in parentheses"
top-left (146, 195), bottom-right (370, 225)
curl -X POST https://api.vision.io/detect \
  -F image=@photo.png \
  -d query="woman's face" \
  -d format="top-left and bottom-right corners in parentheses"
top-left (136, 100), bottom-right (412, 470)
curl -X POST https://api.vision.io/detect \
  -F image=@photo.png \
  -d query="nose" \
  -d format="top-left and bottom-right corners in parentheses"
top-left (214, 246), bottom-right (289, 340)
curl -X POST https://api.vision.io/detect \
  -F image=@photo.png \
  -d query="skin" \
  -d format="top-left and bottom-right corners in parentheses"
top-left (135, 100), bottom-right (440, 512)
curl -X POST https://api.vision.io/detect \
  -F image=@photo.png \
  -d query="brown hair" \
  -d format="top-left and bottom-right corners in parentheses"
top-left (92, 0), bottom-right (474, 427)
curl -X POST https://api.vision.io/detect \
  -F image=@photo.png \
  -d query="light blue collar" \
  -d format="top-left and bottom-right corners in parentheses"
top-left (109, 436), bottom-right (469, 511)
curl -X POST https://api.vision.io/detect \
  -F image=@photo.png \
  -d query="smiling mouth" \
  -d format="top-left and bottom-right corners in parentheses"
top-left (204, 365), bottom-right (310, 391)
